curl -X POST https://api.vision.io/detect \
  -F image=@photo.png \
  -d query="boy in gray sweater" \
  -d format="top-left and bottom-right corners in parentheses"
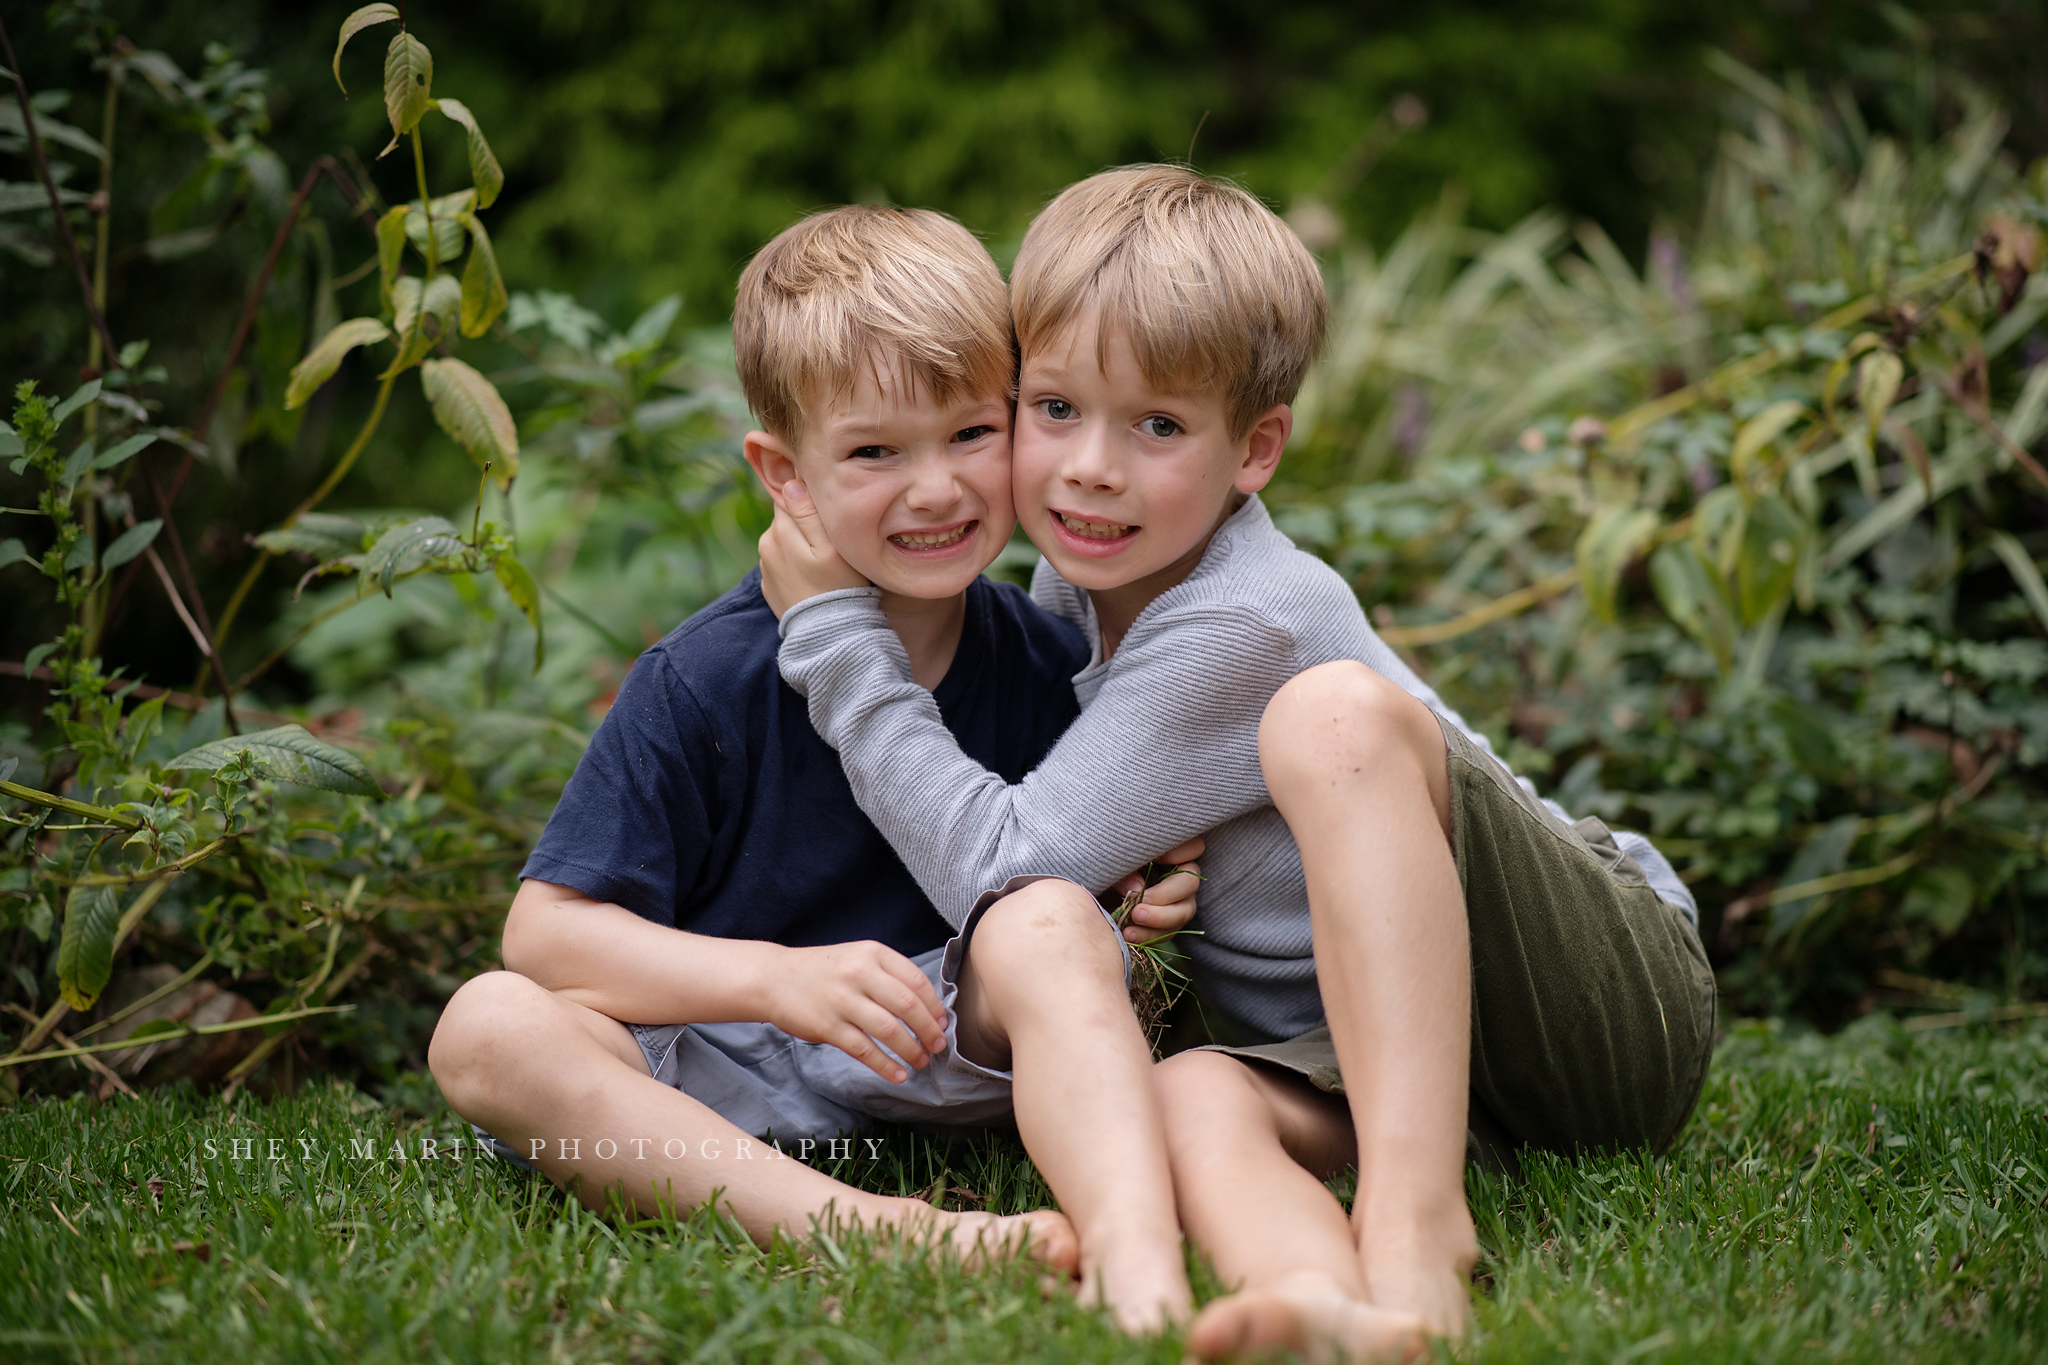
top-left (761, 166), bottom-right (1714, 1361)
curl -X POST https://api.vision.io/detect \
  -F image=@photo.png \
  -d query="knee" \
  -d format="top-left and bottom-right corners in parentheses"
top-left (1258, 661), bottom-right (1442, 793)
top-left (428, 971), bottom-right (543, 1100)
top-left (1154, 1050), bottom-right (1268, 1149)
top-left (970, 878), bottom-right (1121, 982)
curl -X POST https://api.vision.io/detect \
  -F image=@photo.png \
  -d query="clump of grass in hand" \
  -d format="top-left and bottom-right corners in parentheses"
top-left (1108, 862), bottom-right (1202, 1055)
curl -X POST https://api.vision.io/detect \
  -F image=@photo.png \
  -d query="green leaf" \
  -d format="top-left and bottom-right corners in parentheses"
top-left (433, 98), bottom-right (503, 210)
top-left (1856, 350), bottom-right (1904, 441)
top-left (286, 317), bottom-right (390, 409)
top-left (1691, 484), bottom-right (1747, 580)
top-left (1574, 506), bottom-right (1659, 625)
top-left (1649, 542), bottom-right (1737, 671)
top-left (1734, 494), bottom-right (1801, 626)
top-left (0, 104), bottom-right (104, 162)
top-left (386, 276), bottom-right (460, 373)
top-left (456, 212), bottom-right (506, 337)
top-left (60, 440), bottom-right (96, 485)
top-left (126, 1017), bottom-right (185, 1042)
top-left (624, 295), bottom-right (683, 353)
top-left (56, 885), bottom-right (121, 1012)
top-left (331, 3), bottom-right (400, 94)
top-left (403, 193), bottom-right (472, 266)
top-left (0, 428), bottom-right (21, 457)
top-left (164, 723), bottom-right (383, 798)
top-left (253, 513), bottom-right (367, 561)
top-left (1989, 531), bottom-right (2048, 638)
top-left (1729, 399), bottom-right (1806, 485)
top-left (494, 554), bottom-right (546, 672)
top-left (375, 204), bottom-right (408, 313)
top-left (63, 535), bottom-right (96, 572)
top-left (93, 431), bottom-right (157, 470)
top-left (0, 538), bottom-right (28, 571)
top-left (51, 379), bottom-right (102, 426)
top-left (100, 519), bottom-right (162, 572)
top-left (1766, 816), bottom-right (1861, 943)
top-left (420, 358), bottom-right (519, 486)
top-left (363, 516), bottom-right (465, 596)
top-left (23, 642), bottom-right (57, 674)
top-left (382, 31), bottom-right (435, 138)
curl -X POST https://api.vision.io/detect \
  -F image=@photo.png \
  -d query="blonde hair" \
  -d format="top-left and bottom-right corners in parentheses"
top-left (734, 205), bottom-right (1013, 445)
top-left (1011, 165), bottom-right (1327, 438)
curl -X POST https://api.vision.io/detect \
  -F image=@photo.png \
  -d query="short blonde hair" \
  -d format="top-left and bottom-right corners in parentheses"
top-left (734, 205), bottom-right (1012, 445)
top-left (1012, 165), bottom-right (1327, 438)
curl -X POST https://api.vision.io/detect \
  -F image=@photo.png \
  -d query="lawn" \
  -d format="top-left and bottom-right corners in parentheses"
top-left (3, 1017), bottom-right (2045, 1363)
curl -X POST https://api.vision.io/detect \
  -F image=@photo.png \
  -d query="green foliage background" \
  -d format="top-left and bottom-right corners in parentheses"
top-left (0, 0), bottom-right (2045, 1095)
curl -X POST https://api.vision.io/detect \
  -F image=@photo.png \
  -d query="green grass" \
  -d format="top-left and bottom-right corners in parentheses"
top-left (3, 1017), bottom-right (2045, 1362)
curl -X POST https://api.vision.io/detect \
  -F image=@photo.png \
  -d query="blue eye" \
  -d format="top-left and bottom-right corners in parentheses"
top-left (1041, 399), bottom-right (1075, 421)
top-left (1142, 416), bottom-right (1180, 438)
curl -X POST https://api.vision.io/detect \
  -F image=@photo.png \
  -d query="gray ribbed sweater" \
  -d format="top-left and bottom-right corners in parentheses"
top-left (778, 495), bottom-right (1697, 1042)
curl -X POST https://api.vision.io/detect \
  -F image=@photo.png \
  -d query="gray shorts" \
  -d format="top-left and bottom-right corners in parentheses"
top-left (479, 875), bottom-right (1126, 1164)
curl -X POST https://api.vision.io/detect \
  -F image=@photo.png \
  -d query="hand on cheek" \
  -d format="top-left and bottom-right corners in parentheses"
top-left (757, 478), bottom-right (871, 618)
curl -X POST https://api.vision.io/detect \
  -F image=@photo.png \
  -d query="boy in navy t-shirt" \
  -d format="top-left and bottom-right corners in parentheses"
top-left (428, 206), bottom-right (1200, 1294)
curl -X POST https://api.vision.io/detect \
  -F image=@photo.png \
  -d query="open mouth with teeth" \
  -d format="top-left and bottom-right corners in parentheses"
top-left (887, 520), bottom-right (976, 554)
top-left (1051, 509), bottom-right (1139, 552)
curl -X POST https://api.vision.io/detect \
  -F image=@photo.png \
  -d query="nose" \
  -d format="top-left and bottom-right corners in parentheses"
top-left (903, 448), bottom-right (965, 514)
top-left (1061, 419), bottom-right (1123, 495)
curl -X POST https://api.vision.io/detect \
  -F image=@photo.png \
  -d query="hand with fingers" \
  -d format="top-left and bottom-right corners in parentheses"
top-left (764, 939), bottom-right (950, 1083)
top-left (758, 478), bottom-right (869, 618)
top-left (1113, 837), bottom-right (1206, 945)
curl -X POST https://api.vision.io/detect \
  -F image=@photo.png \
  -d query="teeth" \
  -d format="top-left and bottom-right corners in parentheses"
top-left (890, 524), bottom-right (971, 549)
top-left (1057, 512), bottom-right (1134, 540)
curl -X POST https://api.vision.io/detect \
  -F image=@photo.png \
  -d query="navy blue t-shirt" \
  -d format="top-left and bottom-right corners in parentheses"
top-left (522, 569), bottom-right (1087, 957)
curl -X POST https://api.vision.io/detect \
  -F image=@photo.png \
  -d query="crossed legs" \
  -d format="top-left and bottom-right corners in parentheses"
top-left (1165, 660), bottom-right (1477, 1362)
top-left (428, 971), bottom-right (1076, 1265)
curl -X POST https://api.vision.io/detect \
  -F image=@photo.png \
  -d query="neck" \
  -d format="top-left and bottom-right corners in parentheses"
top-left (1087, 493), bottom-right (1246, 660)
top-left (877, 588), bottom-right (969, 692)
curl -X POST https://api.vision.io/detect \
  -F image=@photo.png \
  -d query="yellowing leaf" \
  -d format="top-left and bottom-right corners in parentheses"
top-left (382, 31), bottom-right (434, 138)
top-left (1730, 399), bottom-right (1807, 486)
top-left (286, 317), bottom-right (390, 409)
top-left (375, 204), bottom-right (408, 313)
top-left (434, 98), bottom-right (503, 209)
top-left (56, 885), bottom-right (120, 1011)
top-left (1574, 505), bottom-right (1660, 624)
top-left (494, 554), bottom-right (545, 672)
top-left (421, 358), bottom-right (519, 486)
top-left (456, 211), bottom-right (506, 336)
top-left (332, 3), bottom-right (399, 94)
top-left (1857, 350), bottom-right (1904, 441)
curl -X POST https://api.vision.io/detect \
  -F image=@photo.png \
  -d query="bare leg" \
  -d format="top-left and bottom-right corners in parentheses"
top-left (953, 879), bottom-right (1191, 1333)
top-left (429, 971), bottom-right (1076, 1268)
top-left (1160, 1050), bottom-right (1427, 1363)
top-left (1260, 661), bottom-right (1479, 1331)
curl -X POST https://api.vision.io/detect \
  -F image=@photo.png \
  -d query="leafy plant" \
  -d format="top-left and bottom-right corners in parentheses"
top-left (1274, 54), bottom-right (2048, 1019)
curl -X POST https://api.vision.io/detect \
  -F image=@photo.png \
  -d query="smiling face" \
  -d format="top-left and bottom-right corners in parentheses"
top-left (748, 354), bottom-right (1015, 601)
top-left (1012, 307), bottom-right (1290, 606)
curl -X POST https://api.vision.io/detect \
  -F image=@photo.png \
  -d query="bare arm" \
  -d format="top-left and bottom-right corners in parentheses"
top-left (502, 878), bottom-right (951, 1082)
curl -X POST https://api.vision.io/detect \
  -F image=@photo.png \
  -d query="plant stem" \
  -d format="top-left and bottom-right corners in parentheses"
top-left (412, 126), bottom-right (437, 277)
top-left (0, 16), bottom-right (119, 365)
top-left (0, 1004), bottom-right (354, 1069)
top-left (0, 778), bottom-right (143, 831)
top-left (214, 367), bottom-right (398, 649)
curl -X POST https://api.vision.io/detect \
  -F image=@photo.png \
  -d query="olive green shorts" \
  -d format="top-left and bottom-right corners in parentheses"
top-left (1202, 718), bottom-right (1717, 1174)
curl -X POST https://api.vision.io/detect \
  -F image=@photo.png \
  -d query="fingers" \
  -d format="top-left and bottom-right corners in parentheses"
top-left (782, 479), bottom-right (836, 553)
top-left (1157, 837), bottom-right (1206, 865)
top-left (878, 950), bottom-right (950, 1056)
top-left (1124, 860), bottom-right (1201, 943)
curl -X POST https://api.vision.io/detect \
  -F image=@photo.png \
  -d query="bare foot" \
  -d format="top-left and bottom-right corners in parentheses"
top-left (902, 1203), bottom-right (1081, 1276)
top-left (1186, 1273), bottom-right (1429, 1364)
top-left (1361, 1222), bottom-right (1477, 1339)
top-left (1081, 1224), bottom-right (1193, 1337)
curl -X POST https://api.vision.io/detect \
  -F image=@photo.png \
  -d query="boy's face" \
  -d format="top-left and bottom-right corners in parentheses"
top-left (747, 354), bottom-right (1014, 600)
top-left (1011, 306), bottom-right (1288, 594)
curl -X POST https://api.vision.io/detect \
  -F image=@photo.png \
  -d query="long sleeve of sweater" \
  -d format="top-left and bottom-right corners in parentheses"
top-left (777, 586), bottom-right (1296, 928)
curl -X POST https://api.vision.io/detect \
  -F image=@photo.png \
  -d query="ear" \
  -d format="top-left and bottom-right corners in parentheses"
top-left (743, 430), bottom-right (802, 510)
top-left (1233, 404), bottom-right (1293, 496)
